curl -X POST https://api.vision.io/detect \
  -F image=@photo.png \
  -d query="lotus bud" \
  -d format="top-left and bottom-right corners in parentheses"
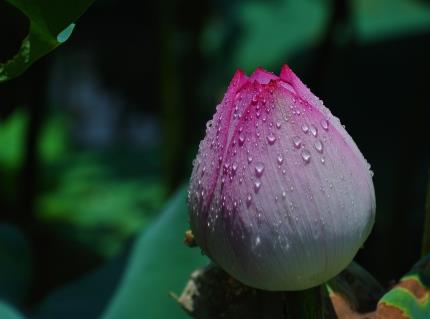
top-left (187, 65), bottom-right (375, 291)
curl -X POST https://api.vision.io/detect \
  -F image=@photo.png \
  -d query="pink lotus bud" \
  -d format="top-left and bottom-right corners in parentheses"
top-left (187, 65), bottom-right (375, 291)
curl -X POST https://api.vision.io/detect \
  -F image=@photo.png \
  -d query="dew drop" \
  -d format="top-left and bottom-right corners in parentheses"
top-left (251, 95), bottom-right (258, 105)
top-left (246, 193), bottom-right (252, 207)
top-left (310, 125), bottom-right (318, 137)
top-left (206, 120), bottom-right (213, 130)
top-left (301, 123), bottom-right (309, 134)
top-left (255, 162), bottom-right (265, 177)
top-left (314, 140), bottom-right (323, 153)
top-left (276, 121), bottom-right (282, 129)
top-left (292, 136), bottom-right (302, 149)
top-left (238, 134), bottom-right (245, 146)
top-left (254, 180), bottom-right (262, 193)
top-left (321, 157), bottom-right (325, 164)
top-left (277, 154), bottom-right (283, 165)
top-left (301, 150), bottom-right (311, 163)
top-left (248, 156), bottom-right (253, 164)
top-left (320, 119), bottom-right (329, 130)
top-left (267, 133), bottom-right (276, 145)
top-left (232, 163), bottom-right (238, 173)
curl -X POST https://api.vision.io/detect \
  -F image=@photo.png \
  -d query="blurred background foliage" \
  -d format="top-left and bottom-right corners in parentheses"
top-left (0, 0), bottom-right (430, 317)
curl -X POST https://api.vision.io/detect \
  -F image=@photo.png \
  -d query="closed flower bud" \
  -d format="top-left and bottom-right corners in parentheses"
top-left (187, 65), bottom-right (375, 291)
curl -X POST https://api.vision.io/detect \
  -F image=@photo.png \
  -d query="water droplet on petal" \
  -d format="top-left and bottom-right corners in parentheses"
top-left (301, 150), bottom-right (311, 163)
top-left (246, 193), bottom-right (252, 207)
top-left (255, 162), bottom-right (265, 177)
top-left (232, 163), bottom-right (238, 173)
top-left (321, 157), bottom-right (325, 164)
top-left (255, 236), bottom-right (261, 245)
top-left (276, 121), bottom-right (282, 129)
top-left (254, 180), bottom-right (261, 193)
top-left (292, 136), bottom-right (302, 149)
top-left (320, 119), bottom-right (329, 130)
top-left (310, 125), bottom-right (318, 137)
top-left (267, 133), bottom-right (276, 145)
top-left (314, 140), bottom-right (323, 153)
top-left (248, 156), bottom-right (253, 164)
top-left (238, 134), bottom-right (245, 146)
top-left (277, 154), bottom-right (283, 165)
top-left (301, 123), bottom-right (309, 134)
top-left (251, 95), bottom-right (258, 105)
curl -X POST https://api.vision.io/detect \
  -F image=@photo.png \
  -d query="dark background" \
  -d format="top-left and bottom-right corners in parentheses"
top-left (0, 0), bottom-right (430, 316)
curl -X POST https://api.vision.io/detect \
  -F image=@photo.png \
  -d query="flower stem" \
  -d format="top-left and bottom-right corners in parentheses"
top-left (421, 171), bottom-right (430, 257)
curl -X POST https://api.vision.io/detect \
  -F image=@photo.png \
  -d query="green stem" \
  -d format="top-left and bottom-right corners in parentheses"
top-left (421, 171), bottom-right (430, 257)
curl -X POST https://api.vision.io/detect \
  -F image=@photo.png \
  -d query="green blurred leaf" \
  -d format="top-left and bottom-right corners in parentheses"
top-left (35, 187), bottom-right (207, 319)
top-left (354, 0), bottom-right (430, 42)
top-left (34, 249), bottom-right (127, 319)
top-left (0, 302), bottom-right (25, 319)
top-left (232, 0), bottom-right (329, 71)
top-left (38, 116), bottom-right (68, 164)
top-left (0, 0), bottom-right (95, 82)
top-left (0, 224), bottom-right (32, 307)
top-left (0, 109), bottom-right (28, 171)
top-left (102, 186), bottom-right (208, 319)
top-left (228, 0), bottom-right (430, 72)
top-left (37, 152), bottom-right (167, 257)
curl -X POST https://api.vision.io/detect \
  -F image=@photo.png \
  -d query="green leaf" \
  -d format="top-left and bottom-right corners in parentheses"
top-left (0, 302), bottom-right (25, 319)
top-left (0, 0), bottom-right (95, 82)
top-left (0, 109), bottom-right (28, 171)
top-left (0, 224), bottom-right (32, 307)
top-left (102, 186), bottom-right (208, 319)
top-left (376, 254), bottom-right (430, 318)
top-left (353, 0), bottom-right (430, 42)
top-left (232, 0), bottom-right (329, 71)
top-left (34, 250), bottom-right (127, 319)
top-left (37, 152), bottom-right (167, 257)
top-left (35, 187), bottom-right (207, 319)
